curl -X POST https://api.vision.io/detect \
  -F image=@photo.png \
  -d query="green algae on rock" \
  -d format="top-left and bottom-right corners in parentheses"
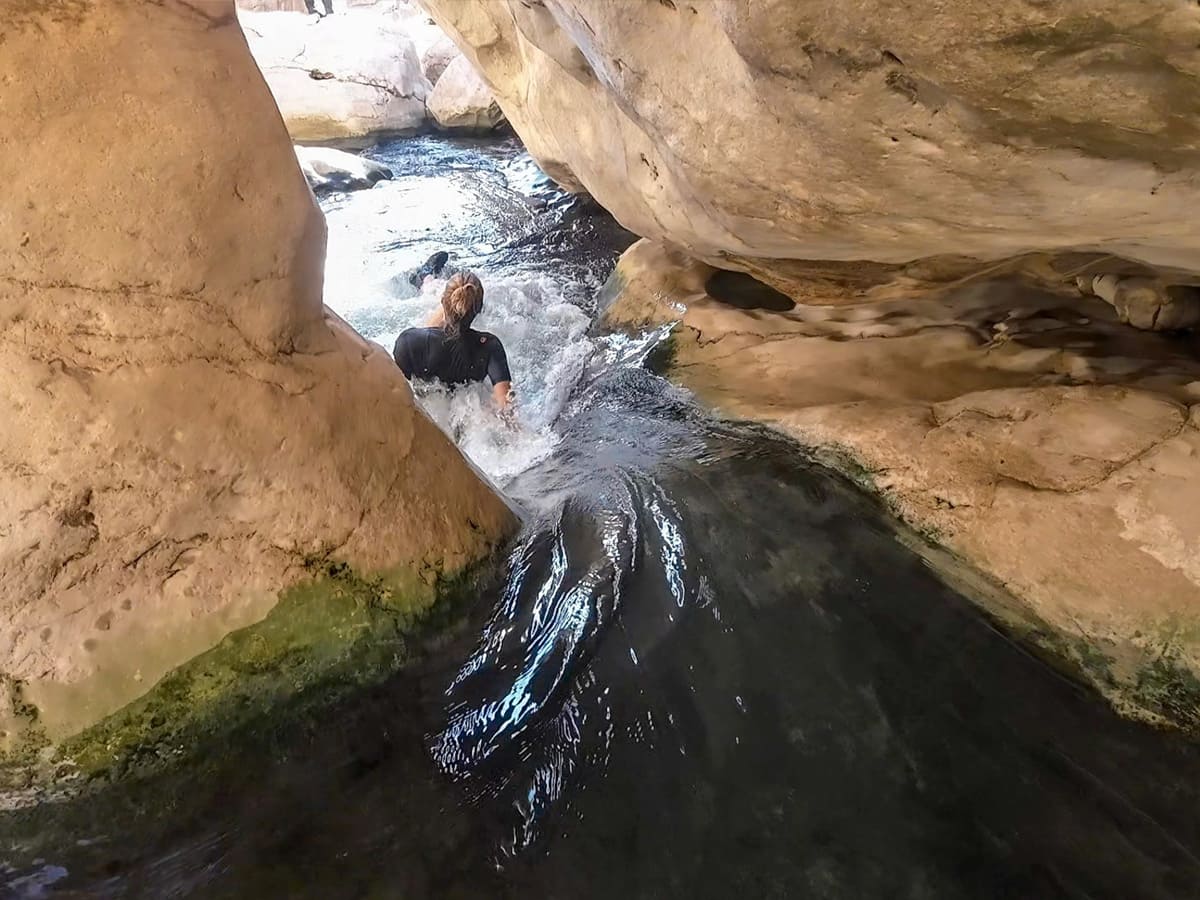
top-left (1, 557), bottom-right (496, 798)
top-left (0, 676), bottom-right (49, 786)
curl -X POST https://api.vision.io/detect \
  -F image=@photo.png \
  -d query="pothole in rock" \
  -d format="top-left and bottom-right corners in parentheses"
top-left (704, 270), bottom-right (796, 312)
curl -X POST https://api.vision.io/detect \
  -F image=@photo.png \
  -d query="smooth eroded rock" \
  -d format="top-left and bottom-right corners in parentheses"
top-left (421, 33), bottom-right (460, 86)
top-left (422, 0), bottom-right (1200, 289)
top-left (0, 0), bottom-right (515, 771)
top-left (427, 54), bottom-right (506, 132)
top-left (1084, 274), bottom-right (1200, 331)
top-left (295, 145), bottom-right (393, 192)
top-left (240, 5), bottom-right (430, 142)
top-left (609, 240), bottom-right (1200, 732)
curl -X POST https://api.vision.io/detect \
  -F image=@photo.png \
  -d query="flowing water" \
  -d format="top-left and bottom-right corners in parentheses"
top-left (5, 137), bottom-right (1200, 899)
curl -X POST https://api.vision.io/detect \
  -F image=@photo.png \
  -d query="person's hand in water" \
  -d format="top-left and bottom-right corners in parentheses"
top-left (493, 381), bottom-right (517, 427)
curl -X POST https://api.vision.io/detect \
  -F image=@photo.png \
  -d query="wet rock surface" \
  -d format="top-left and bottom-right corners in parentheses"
top-left (608, 240), bottom-right (1200, 729)
top-left (295, 145), bottom-right (394, 192)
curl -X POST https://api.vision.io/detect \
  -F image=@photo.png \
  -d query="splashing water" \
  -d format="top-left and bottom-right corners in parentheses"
top-left (341, 274), bottom-right (595, 483)
top-left (320, 138), bottom-right (618, 484)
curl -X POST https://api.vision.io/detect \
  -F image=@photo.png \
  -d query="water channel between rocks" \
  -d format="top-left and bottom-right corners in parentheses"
top-left (4, 136), bottom-right (1200, 900)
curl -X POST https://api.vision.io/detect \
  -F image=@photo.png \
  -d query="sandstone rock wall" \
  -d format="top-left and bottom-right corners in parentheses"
top-left (426, 0), bottom-right (1200, 727)
top-left (240, 5), bottom-right (431, 143)
top-left (0, 0), bottom-right (514, 747)
top-left (421, 0), bottom-right (1200, 285)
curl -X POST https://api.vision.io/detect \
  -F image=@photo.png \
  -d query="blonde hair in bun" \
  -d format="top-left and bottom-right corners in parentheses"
top-left (440, 271), bottom-right (485, 336)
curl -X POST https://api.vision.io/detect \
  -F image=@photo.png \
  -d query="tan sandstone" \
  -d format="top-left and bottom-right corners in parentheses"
top-left (427, 0), bottom-right (1200, 725)
top-left (421, 0), bottom-right (1200, 290)
top-left (427, 54), bottom-right (507, 133)
top-left (0, 0), bottom-right (515, 743)
top-left (606, 241), bottom-right (1200, 726)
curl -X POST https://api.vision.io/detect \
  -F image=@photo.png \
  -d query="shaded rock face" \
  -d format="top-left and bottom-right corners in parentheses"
top-left (421, 0), bottom-right (1200, 284)
top-left (0, 0), bottom-right (514, 751)
top-left (421, 33), bottom-right (460, 85)
top-left (295, 145), bottom-right (393, 192)
top-left (608, 240), bottom-right (1200, 730)
top-left (240, 5), bottom-right (430, 142)
top-left (427, 53), bottom-right (506, 132)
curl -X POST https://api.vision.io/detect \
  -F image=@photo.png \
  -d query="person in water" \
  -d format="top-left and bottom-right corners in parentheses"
top-left (393, 272), bottom-right (514, 412)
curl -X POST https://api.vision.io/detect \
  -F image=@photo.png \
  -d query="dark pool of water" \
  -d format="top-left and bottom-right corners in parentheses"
top-left (5, 137), bottom-right (1199, 899)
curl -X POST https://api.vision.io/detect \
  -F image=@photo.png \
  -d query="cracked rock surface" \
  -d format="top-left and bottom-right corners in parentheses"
top-left (240, 4), bottom-right (432, 143)
top-left (0, 0), bottom-right (515, 742)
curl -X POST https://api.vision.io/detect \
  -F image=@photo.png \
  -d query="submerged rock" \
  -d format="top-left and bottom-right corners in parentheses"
top-left (0, 0), bottom-right (515, 791)
top-left (295, 145), bottom-right (393, 193)
top-left (428, 54), bottom-right (506, 133)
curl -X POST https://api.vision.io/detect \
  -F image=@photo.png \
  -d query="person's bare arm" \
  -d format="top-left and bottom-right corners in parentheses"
top-left (492, 380), bottom-right (513, 412)
top-left (487, 338), bottom-right (514, 417)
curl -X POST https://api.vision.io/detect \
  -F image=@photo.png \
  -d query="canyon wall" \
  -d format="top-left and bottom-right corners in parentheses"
top-left (604, 242), bottom-right (1200, 730)
top-left (0, 0), bottom-right (514, 772)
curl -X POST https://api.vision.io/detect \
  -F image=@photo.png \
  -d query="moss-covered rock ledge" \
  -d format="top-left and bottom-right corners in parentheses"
top-left (1, 556), bottom-right (497, 805)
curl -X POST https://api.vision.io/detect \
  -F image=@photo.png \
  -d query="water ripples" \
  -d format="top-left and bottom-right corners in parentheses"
top-left (431, 459), bottom-right (707, 856)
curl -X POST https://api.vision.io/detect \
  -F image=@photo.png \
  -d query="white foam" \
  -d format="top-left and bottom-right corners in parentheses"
top-left (327, 269), bottom-right (595, 484)
top-left (321, 177), bottom-right (477, 313)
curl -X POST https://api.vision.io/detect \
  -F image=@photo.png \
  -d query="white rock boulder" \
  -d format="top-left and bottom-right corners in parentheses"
top-left (295, 145), bottom-right (393, 192)
top-left (240, 6), bottom-right (430, 142)
top-left (427, 54), bottom-right (505, 132)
